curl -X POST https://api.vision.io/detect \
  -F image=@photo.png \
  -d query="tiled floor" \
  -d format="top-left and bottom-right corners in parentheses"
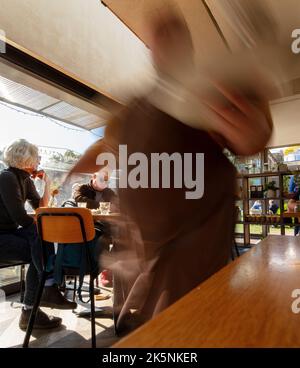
top-left (0, 286), bottom-right (120, 348)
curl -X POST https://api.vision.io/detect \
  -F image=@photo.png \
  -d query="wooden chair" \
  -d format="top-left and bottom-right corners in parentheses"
top-left (23, 207), bottom-right (97, 348)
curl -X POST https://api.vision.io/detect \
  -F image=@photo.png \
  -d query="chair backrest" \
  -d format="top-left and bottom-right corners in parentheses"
top-left (36, 207), bottom-right (95, 244)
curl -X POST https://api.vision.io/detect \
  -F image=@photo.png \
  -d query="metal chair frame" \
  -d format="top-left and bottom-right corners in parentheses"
top-left (23, 211), bottom-right (96, 348)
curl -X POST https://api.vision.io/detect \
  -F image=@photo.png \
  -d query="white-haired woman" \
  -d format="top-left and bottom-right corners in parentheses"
top-left (0, 139), bottom-right (76, 330)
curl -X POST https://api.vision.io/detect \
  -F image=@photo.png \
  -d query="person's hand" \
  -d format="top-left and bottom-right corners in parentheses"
top-left (41, 171), bottom-right (50, 184)
top-left (200, 81), bottom-right (273, 155)
top-left (51, 188), bottom-right (59, 196)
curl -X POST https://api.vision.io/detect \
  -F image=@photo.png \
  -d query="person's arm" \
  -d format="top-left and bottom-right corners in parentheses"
top-left (39, 173), bottom-right (51, 207)
top-left (0, 171), bottom-right (34, 227)
top-left (26, 178), bottom-right (40, 210)
top-left (28, 172), bottom-right (51, 208)
top-left (65, 109), bottom-right (125, 179)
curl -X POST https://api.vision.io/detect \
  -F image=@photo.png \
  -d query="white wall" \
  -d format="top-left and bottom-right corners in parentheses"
top-left (0, 0), bottom-right (154, 103)
top-left (269, 96), bottom-right (300, 147)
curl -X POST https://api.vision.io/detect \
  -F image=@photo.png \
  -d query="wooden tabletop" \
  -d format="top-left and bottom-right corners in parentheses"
top-left (29, 211), bottom-right (120, 222)
top-left (92, 213), bottom-right (120, 222)
top-left (113, 235), bottom-right (300, 347)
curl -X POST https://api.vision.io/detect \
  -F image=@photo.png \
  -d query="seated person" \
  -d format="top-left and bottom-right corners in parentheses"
top-left (74, 170), bottom-right (118, 287)
top-left (0, 139), bottom-right (76, 331)
top-left (289, 174), bottom-right (300, 199)
top-left (250, 200), bottom-right (262, 215)
top-left (74, 170), bottom-right (117, 209)
top-left (289, 176), bottom-right (300, 234)
top-left (61, 182), bottom-right (80, 208)
top-left (287, 198), bottom-right (297, 213)
top-left (269, 200), bottom-right (279, 214)
top-left (287, 196), bottom-right (300, 236)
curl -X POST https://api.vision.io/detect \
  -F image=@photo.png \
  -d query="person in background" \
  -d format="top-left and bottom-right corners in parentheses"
top-left (74, 170), bottom-right (117, 287)
top-left (289, 174), bottom-right (300, 198)
top-left (287, 194), bottom-right (300, 236)
top-left (0, 139), bottom-right (76, 331)
top-left (250, 200), bottom-right (262, 214)
top-left (288, 175), bottom-right (300, 235)
top-left (74, 170), bottom-right (117, 211)
top-left (269, 200), bottom-right (279, 214)
top-left (61, 182), bottom-right (80, 208)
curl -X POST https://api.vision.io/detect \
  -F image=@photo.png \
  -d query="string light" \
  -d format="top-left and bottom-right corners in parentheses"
top-left (0, 100), bottom-right (104, 139)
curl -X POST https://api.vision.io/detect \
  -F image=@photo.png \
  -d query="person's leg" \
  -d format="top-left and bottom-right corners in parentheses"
top-left (0, 232), bottom-right (62, 329)
top-left (14, 224), bottom-right (49, 274)
top-left (0, 231), bottom-right (37, 306)
top-left (23, 263), bottom-right (39, 307)
top-left (13, 225), bottom-right (54, 303)
top-left (0, 232), bottom-right (31, 264)
top-left (14, 225), bottom-right (77, 310)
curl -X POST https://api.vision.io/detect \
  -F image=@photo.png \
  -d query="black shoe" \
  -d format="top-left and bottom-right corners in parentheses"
top-left (40, 286), bottom-right (77, 310)
top-left (19, 308), bottom-right (62, 330)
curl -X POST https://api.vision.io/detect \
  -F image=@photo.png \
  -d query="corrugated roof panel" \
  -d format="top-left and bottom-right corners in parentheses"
top-left (0, 75), bottom-right (59, 110)
top-left (0, 72), bottom-right (110, 129)
top-left (71, 114), bottom-right (101, 127)
top-left (42, 101), bottom-right (109, 129)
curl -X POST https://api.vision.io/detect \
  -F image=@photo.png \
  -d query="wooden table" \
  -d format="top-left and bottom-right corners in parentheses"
top-left (283, 212), bottom-right (300, 218)
top-left (29, 211), bottom-right (120, 222)
top-left (113, 235), bottom-right (300, 347)
top-left (92, 212), bottom-right (120, 222)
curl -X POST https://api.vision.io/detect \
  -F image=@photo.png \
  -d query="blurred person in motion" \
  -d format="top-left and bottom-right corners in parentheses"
top-left (0, 139), bottom-right (76, 331)
top-left (69, 8), bottom-right (273, 334)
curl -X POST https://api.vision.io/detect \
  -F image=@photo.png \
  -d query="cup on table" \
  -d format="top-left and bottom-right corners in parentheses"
top-left (99, 202), bottom-right (110, 215)
top-left (78, 202), bottom-right (87, 208)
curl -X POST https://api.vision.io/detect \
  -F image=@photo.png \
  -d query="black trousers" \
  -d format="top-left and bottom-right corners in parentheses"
top-left (0, 224), bottom-right (54, 305)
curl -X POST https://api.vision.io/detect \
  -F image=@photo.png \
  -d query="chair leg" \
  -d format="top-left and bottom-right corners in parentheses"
top-left (23, 272), bottom-right (47, 348)
top-left (73, 276), bottom-right (77, 302)
top-left (234, 241), bottom-right (240, 257)
top-left (20, 265), bottom-right (26, 304)
top-left (112, 273), bottom-right (118, 336)
top-left (89, 275), bottom-right (96, 348)
top-left (231, 246), bottom-right (235, 261)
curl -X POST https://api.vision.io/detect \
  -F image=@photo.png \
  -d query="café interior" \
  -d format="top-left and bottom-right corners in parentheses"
top-left (1, 0), bottom-right (300, 348)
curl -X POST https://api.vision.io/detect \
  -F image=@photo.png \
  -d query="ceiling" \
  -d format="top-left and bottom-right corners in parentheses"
top-left (103, 0), bottom-right (300, 147)
top-left (103, 0), bottom-right (300, 85)
top-left (0, 0), bottom-right (299, 143)
top-left (0, 0), bottom-right (153, 107)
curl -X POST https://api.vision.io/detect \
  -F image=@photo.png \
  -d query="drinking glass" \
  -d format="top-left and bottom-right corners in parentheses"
top-left (99, 202), bottom-right (110, 215)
